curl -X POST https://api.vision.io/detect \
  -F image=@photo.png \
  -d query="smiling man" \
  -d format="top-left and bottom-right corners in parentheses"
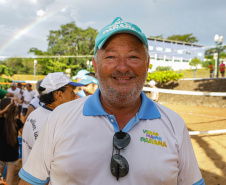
top-left (19, 17), bottom-right (205, 185)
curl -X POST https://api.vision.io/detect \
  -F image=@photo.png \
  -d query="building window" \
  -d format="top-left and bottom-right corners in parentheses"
top-left (165, 48), bottom-right (171, 52)
top-left (177, 50), bottom-right (183, 54)
top-left (156, 47), bottom-right (163, 51)
top-left (197, 52), bottom-right (203, 56)
top-left (186, 51), bottom-right (191, 55)
top-left (149, 46), bottom-right (154, 51)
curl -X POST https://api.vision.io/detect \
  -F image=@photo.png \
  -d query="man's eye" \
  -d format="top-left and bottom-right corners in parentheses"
top-left (131, 56), bottom-right (139, 59)
top-left (106, 56), bottom-right (114, 59)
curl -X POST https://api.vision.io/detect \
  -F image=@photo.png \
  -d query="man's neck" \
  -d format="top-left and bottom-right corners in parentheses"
top-left (100, 95), bottom-right (142, 130)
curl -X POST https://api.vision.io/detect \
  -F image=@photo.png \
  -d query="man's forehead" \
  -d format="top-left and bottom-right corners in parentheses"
top-left (101, 33), bottom-right (144, 50)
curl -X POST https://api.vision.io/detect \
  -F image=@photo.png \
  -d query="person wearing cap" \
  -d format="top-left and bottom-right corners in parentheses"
top-left (77, 75), bottom-right (99, 96)
top-left (24, 80), bottom-right (44, 121)
top-left (72, 69), bottom-right (90, 82)
top-left (21, 72), bottom-right (83, 165)
top-left (19, 17), bottom-right (205, 185)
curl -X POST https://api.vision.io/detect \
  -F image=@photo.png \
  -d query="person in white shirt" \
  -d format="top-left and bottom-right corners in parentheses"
top-left (24, 80), bottom-right (44, 121)
top-left (21, 72), bottom-right (83, 165)
top-left (7, 83), bottom-right (21, 96)
top-left (19, 17), bottom-right (205, 185)
top-left (21, 84), bottom-right (36, 122)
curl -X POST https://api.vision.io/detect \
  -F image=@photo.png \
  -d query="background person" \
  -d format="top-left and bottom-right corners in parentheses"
top-left (78, 75), bottom-right (99, 96)
top-left (24, 80), bottom-right (44, 121)
top-left (22, 72), bottom-right (83, 165)
top-left (208, 62), bottom-right (214, 78)
top-left (16, 83), bottom-right (24, 120)
top-left (0, 98), bottom-right (23, 185)
top-left (219, 61), bottom-right (225, 77)
top-left (19, 17), bottom-right (204, 185)
top-left (7, 83), bottom-right (20, 97)
top-left (72, 69), bottom-right (90, 82)
top-left (21, 84), bottom-right (36, 122)
top-left (147, 80), bottom-right (159, 102)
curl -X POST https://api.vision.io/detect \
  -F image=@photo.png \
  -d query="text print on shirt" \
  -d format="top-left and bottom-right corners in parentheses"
top-left (140, 130), bottom-right (167, 147)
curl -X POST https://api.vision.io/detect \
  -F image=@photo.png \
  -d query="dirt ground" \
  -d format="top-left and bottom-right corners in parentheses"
top-left (163, 103), bottom-right (226, 185)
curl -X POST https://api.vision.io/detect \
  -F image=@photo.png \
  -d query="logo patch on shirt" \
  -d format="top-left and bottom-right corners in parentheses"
top-left (140, 130), bottom-right (167, 147)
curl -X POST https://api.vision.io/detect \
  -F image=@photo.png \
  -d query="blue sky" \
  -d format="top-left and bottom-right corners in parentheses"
top-left (0, 0), bottom-right (225, 57)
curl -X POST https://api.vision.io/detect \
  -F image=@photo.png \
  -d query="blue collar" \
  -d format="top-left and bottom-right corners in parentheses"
top-left (42, 105), bottom-right (53, 111)
top-left (83, 88), bottom-right (161, 120)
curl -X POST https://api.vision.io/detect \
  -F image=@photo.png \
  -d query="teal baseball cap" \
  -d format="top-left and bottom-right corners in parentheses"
top-left (72, 69), bottom-right (90, 80)
top-left (94, 17), bottom-right (148, 55)
top-left (79, 75), bottom-right (99, 86)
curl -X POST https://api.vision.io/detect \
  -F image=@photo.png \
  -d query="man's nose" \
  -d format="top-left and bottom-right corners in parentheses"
top-left (115, 57), bottom-right (130, 73)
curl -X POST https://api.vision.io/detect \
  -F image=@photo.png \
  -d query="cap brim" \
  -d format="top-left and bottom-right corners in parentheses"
top-left (98, 29), bottom-right (148, 51)
top-left (78, 79), bottom-right (91, 86)
top-left (68, 82), bottom-right (84, 87)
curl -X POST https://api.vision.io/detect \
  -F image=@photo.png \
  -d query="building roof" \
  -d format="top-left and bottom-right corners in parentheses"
top-left (147, 37), bottom-right (204, 48)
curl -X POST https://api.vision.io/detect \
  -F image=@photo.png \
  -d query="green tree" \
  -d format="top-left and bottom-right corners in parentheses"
top-left (189, 57), bottom-right (202, 69)
top-left (167, 33), bottom-right (198, 43)
top-left (47, 22), bottom-right (98, 56)
top-left (0, 65), bottom-right (14, 76)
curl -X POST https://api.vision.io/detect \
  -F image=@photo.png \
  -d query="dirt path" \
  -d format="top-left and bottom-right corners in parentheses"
top-left (164, 103), bottom-right (226, 185)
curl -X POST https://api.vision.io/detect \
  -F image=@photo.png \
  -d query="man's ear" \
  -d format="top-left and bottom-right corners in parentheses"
top-left (146, 57), bottom-right (150, 71)
top-left (92, 57), bottom-right (98, 78)
top-left (53, 91), bottom-right (62, 102)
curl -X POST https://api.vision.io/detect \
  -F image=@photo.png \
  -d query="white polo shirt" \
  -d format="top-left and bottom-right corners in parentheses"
top-left (22, 105), bottom-right (53, 165)
top-left (22, 90), bottom-right (36, 109)
top-left (19, 89), bottom-right (205, 185)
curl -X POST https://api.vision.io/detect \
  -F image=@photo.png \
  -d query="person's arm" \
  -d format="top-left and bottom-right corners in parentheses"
top-left (0, 98), bottom-right (14, 115)
top-left (18, 180), bottom-right (49, 185)
top-left (18, 179), bottom-right (32, 185)
top-left (6, 91), bottom-right (14, 97)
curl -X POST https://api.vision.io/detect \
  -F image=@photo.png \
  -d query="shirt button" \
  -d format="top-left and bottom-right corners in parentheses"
top-left (111, 119), bottom-right (114, 122)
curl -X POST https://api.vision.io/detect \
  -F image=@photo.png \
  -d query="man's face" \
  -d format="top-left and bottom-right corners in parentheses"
top-left (93, 33), bottom-right (149, 101)
top-left (26, 84), bottom-right (32, 91)
top-left (61, 85), bottom-right (76, 103)
top-left (11, 86), bottom-right (16, 90)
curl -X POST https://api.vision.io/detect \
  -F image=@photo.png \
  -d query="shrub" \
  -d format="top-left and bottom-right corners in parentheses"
top-left (155, 66), bottom-right (173, 71)
top-left (0, 76), bottom-right (12, 90)
top-left (147, 71), bottom-right (183, 84)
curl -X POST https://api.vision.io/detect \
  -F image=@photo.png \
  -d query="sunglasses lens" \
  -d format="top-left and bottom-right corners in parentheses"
top-left (111, 154), bottom-right (129, 178)
top-left (113, 132), bottom-right (131, 150)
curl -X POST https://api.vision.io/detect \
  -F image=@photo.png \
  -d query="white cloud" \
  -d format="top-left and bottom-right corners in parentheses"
top-left (37, 9), bottom-right (46, 17)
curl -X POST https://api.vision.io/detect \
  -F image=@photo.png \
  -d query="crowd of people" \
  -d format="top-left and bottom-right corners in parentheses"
top-left (0, 17), bottom-right (205, 185)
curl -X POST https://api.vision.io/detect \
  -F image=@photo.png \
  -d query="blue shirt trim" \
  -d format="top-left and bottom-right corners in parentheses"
top-left (19, 168), bottom-right (49, 185)
top-left (83, 88), bottom-right (161, 132)
top-left (42, 105), bottom-right (53, 111)
top-left (193, 178), bottom-right (205, 185)
top-left (83, 88), bottom-right (108, 116)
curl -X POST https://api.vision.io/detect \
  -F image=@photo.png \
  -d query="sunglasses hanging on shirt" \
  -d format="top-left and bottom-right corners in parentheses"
top-left (110, 131), bottom-right (131, 180)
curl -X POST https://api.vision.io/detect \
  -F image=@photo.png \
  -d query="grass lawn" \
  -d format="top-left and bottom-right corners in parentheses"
top-left (177, 68), bottom-right (210, 79)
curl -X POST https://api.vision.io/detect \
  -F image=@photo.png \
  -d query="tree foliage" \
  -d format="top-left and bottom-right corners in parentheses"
top-left (0, 65), bottom-right (14, 76)
top-left (166, 33), bottom-right (198, 43)
top-left (149, 33), bottom-right (198, 43)
top-left (47, 22), bottom-right (98, 56)
top-left (189, 57), bottom-right (202, 69)
top-left (3, 22), bottom-right (98, 76)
